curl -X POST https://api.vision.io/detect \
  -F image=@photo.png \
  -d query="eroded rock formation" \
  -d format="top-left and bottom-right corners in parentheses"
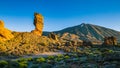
top-left (48, 32), bottom-right (58, 41)
top-left (32, 13), bottom-right (44, 36)
top-left (60, 33), bottom-right (83, 46)
top-left (103, 36), bottom-right (117, 45)
top-left (0, 20), bottom-right (14, 42)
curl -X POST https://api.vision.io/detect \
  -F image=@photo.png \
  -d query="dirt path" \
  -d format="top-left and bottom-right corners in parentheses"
top-left (23, 51), bottom-right (65, 58)
top-left (11, 51), bottom-right (65, 61)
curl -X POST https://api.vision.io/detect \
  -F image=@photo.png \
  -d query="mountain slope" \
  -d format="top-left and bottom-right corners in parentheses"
top-left (43, 23), bottom-right (120, 43)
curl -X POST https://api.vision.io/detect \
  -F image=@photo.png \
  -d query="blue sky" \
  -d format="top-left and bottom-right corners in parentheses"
top-left (0, 0), bottom-right (120, 32)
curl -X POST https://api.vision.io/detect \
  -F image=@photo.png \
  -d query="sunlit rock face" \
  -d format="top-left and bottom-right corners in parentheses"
top-left (32, 13), bottom-right (44, 36)
top-left (0, 20), bottom-right (14, 42)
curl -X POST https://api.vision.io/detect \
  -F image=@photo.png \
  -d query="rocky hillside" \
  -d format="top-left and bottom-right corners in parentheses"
top-left (43, 23), bottom-right (120, 43)
top-left (0, 20), bottom-right (14, 42)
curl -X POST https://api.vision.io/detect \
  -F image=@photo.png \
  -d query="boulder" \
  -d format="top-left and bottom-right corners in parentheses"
top-left (32, 13), bottom-right (44, 36)
top-left (0, 20), bottom-right (14, 42)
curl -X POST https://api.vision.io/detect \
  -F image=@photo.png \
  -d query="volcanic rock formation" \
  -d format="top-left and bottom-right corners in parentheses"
top-left (32, 13), bottom-right (44, 36)
top-left (0, 20), bottom-right (14, 42)
top-left (103, 36), bottom-right (117, 45)
top-left (48, 32), bottom-right (58, 41)
top-left (60, 33), bottom-right (83, 46)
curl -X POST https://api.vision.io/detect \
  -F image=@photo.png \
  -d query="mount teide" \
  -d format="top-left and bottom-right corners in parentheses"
top-left (43, 23), bottom-right (120, 43)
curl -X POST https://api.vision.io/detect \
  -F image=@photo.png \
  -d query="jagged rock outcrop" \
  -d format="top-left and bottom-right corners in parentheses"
top-left (48, 32), bottom-right (58, 41)
top-left (60, 33), bottom-right (83, 46)
top-left (32, 13), bottom-right (44, 36)
top-left (103, 36), bottom-right (117, 45)
top-left (48, 32), bottom-right (61, 46)
top-left (0, 20), bottom-right (14, 42)
top-left (61, 33), bottom-right (81, 41)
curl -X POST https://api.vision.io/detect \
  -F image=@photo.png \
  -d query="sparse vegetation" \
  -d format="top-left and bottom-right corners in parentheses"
top-left (0, 46), bottom-right (120, 68)
top-left (0, 32), bottom-right (120, 68)
top-left (0, 60), bottom-right (8, 68)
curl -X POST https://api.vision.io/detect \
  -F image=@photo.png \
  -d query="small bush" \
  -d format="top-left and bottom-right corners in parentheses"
top-left (26, 57), bottom-right (33, 61)
top-left (64, 55), bottom-right (70, 59)
top-left (47, 56), bottom-right (54, 60)
top-left (36, 57), bottom-right (46, 63)
top-left (0, 60), bottom-right (8, 68)
top-left (57, 54), bottom-right (63, 58)
top-left (8, 61), bottom-right (19, 68)
top-left (18, 58), bottom-right (27, 62)
top-left (19, 63), bottom-right (28, 68)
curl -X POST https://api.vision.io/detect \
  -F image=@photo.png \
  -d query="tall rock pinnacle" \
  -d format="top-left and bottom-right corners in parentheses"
top-left (32, 13), bottom-right (44, 36)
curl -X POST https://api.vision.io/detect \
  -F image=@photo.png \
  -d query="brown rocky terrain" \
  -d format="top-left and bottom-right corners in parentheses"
top-left (0, 20), bottom-right (14, 42)
top-left (103, 36), bottom-right (117, 45)
top-left (60, 33), bottom-right (83, 46)
top-left (48, 32), bottom-right (59, 41)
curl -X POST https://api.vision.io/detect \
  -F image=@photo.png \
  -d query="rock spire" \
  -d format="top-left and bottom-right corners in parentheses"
top-left (32, 13), bottom-right (44, 36)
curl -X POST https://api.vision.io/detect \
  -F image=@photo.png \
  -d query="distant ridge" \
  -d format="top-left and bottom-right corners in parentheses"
top-left (43, 23), bottom-right (120, 43)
